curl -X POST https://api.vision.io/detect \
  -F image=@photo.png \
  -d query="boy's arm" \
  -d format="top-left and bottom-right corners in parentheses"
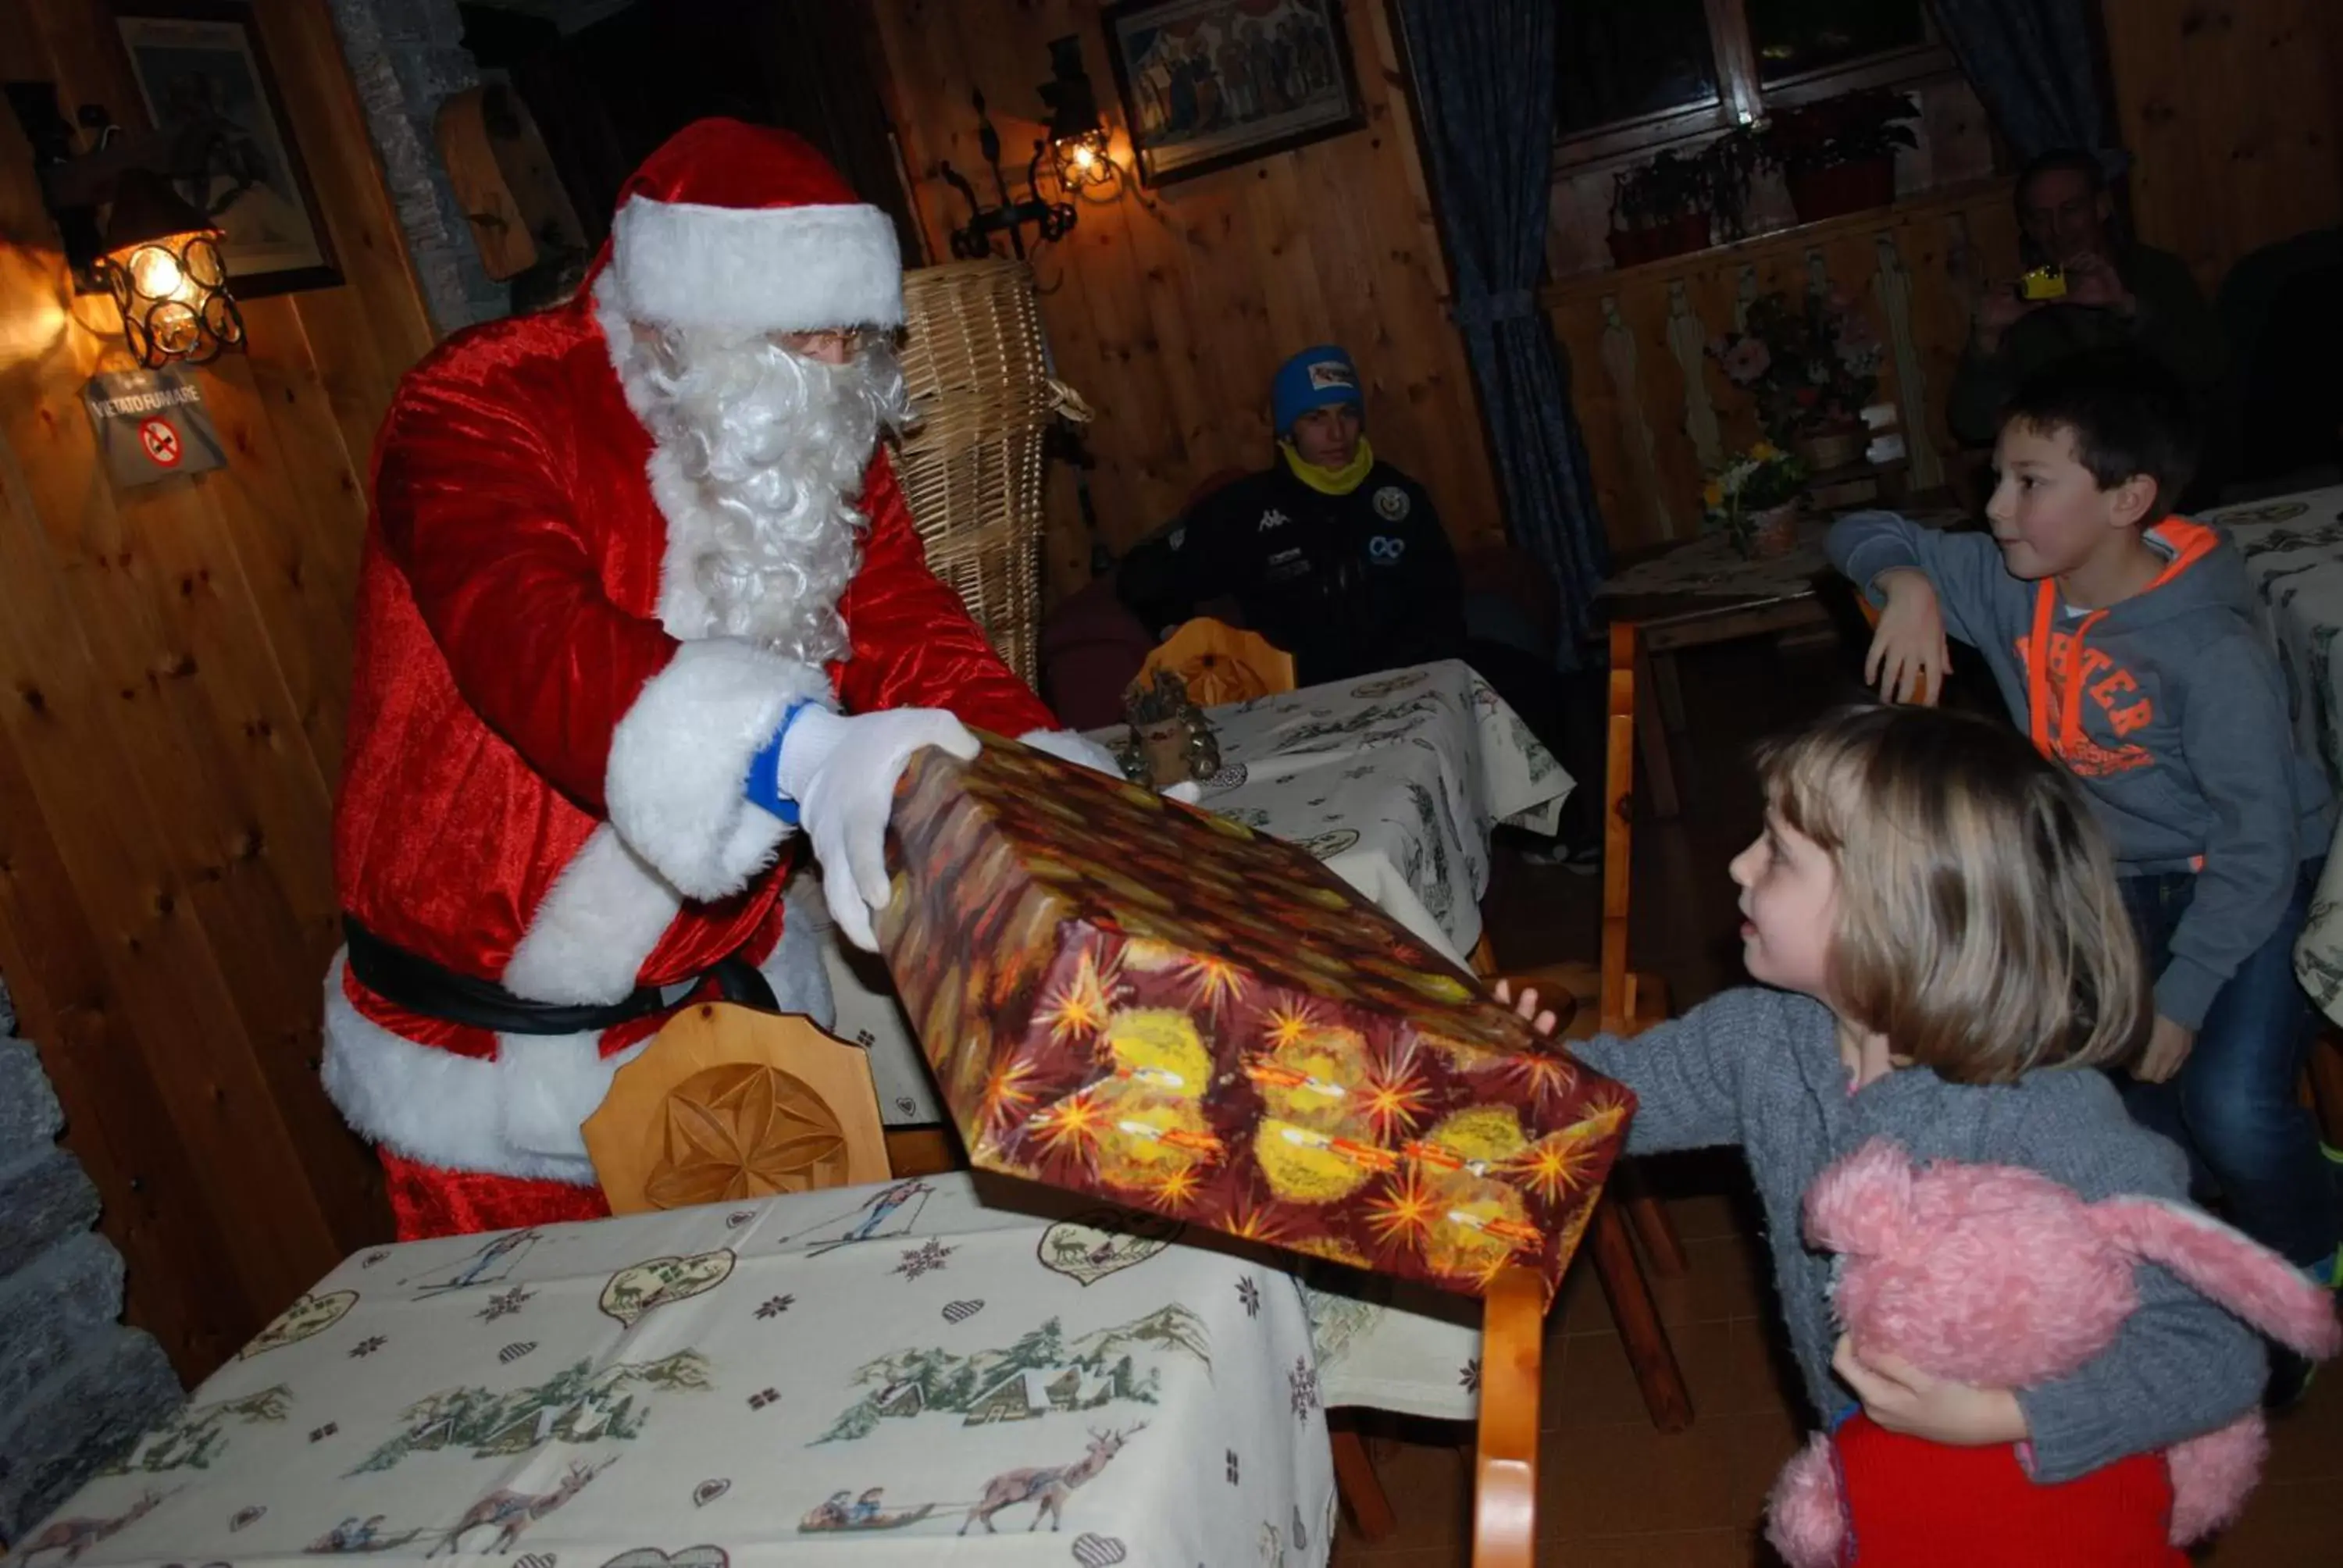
top-left (1567, 988), bottom-right (1789, 1154)
top-left (2156, 636), bottom-right (2313, 1028)
top-left (1114, 520), bottom-right (1204, 640)
top-left (1825, 512), bottom-right (2011, 648)
top-left (1119, 485), bottom-right (1252, 639)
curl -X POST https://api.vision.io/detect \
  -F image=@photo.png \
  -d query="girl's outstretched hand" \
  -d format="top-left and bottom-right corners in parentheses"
top-left (1833, 1335), bottom-right (2029, 1446)
top-left (1492, 979), bottom-right (1560, 1038)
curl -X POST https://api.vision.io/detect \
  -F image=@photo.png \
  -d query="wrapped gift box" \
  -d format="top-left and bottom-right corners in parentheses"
top-left (875, 732), bottom-right (1635, 1301)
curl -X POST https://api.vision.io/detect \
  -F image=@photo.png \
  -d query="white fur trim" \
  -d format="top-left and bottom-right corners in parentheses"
top-left (606, 640), bottom-right (833, 902)
top-left (323, 901), bottom-right (834, 1182)
top-left (610, 198), bottom-right (903, 335)
top-left (319, 955), bottom-right (634, 1185)
top-left (501, 824), bottom-right (683, 1006)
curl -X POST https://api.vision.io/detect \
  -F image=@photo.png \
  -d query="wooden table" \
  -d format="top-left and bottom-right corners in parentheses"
top-left (1594, 494), bottom-right (1967, 815)
top-left (20, 1174), bottom-right (1382, 1567)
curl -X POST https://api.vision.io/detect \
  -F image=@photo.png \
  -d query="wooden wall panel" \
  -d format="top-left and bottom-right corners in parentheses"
top-left (2103, 0), bottom-right (2343, 291)
top-left (868, 0), bottom-right (1504, 598)
top-left (0, 0), bottom-right (433, 1380)
top-left (1547, 183), bottom-right (2019, 552)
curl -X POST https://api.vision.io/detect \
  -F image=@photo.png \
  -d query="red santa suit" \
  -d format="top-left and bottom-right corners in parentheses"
top-left (322, 120), bottom-right (1053, 1239)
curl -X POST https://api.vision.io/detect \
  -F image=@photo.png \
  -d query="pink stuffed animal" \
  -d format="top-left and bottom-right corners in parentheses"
top-left (1766, 1138), bottom-right (2341, 1567)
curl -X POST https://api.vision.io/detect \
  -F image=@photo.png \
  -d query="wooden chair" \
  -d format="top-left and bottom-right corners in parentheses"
top-left (581, 1003), bottom-right (893, 1210)
top-left (1137, 616), bottom-right (1297, 706)
top-left (1497, 619), bottom-right (1694, 1434)
top-left (1471, 1263), bottom-right (1544, 1567)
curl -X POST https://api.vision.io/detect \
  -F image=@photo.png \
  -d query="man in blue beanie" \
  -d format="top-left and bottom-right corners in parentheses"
top-left (1118, 344), bottom-right (1466, 684)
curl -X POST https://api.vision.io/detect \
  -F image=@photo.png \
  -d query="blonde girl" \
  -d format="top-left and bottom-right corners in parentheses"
top-left (1500, 704), bottom-right (2260, 1481)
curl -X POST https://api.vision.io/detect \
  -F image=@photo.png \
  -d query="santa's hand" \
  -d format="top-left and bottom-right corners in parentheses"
top-left (1831, 1335), bottom-right (2029, 1447)
top-left (778, 706), bottom-right (978, 950)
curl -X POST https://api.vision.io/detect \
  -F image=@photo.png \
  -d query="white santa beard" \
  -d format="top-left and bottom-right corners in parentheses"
top-left (617, 320), bottom-right (909, 664)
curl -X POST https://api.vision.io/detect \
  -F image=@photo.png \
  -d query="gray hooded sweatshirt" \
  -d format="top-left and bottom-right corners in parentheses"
top-left (1829, 512), bottom-right (2334, 1028)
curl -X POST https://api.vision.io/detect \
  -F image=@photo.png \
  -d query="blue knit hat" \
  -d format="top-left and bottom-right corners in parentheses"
top-left (1271, 345), bottom-right (1362, 435)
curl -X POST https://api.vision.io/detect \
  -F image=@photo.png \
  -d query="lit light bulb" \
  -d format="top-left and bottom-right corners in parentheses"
top-left (1053, 127), bottom-right (1116, 191)
top-left (127, 243), bottom-right (184, 301)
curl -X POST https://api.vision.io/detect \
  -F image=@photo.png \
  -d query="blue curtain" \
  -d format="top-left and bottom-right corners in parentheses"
top-left (1395, 0), bottom-right (1607, 670)
top-left (1929, 0), bottom-right (2113, 162)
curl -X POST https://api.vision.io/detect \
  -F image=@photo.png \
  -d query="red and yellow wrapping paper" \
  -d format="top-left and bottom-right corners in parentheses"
top-left (875, 732), bottom-right (1635, 1302)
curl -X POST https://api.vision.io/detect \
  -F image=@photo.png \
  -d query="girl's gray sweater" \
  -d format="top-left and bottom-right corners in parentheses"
top-left (1573, 985), bottom-right (2263, 1484)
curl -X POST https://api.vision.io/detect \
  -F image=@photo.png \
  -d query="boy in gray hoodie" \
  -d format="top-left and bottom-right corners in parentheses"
top-left (1828, 350), bottom-right (2341, 1343)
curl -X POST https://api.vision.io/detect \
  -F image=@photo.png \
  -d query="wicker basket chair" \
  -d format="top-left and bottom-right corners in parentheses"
top-left (893, 258), bottom-right (1080, 690)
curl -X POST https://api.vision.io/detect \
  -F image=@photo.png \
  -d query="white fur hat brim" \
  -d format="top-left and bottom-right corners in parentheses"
top-left (608, 196), bottom-right (904, 336)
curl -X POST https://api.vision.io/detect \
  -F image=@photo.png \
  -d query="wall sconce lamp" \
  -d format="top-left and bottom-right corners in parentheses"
top-left (939, 37), bottom-right (1118, 260)
top-left (102, 169), bottom-right (243, 368)
top-left (1040, 35), bottom-right (1116, 194)
top-left (5, 84), bottom-right (244, 367)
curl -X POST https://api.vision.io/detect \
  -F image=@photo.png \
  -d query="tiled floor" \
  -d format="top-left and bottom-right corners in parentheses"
top-left (1328, 634), bottom-right (2343, 1566)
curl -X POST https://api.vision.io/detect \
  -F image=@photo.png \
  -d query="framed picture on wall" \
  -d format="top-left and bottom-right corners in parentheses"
top-left (112, 1), bottom-right (342, 296)
top-left (1102, 0), bottom-right (1366, 187)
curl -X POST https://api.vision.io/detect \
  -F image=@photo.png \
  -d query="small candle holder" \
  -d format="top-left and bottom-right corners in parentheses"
top-left (1114, 669), bottom-right (1221, 788)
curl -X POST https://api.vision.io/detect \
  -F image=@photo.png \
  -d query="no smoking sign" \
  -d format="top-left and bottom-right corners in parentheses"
top-left (138, 417), bottom-right (184, 468)
top-left (83, 368), bottom-right (224, 489)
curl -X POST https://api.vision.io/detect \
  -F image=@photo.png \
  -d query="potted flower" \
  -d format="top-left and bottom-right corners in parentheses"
top-left (1703, 441), bottom-right (1809, 558)
top-left (1607, 150), bottom-right (1712, 268)
top-left (1701, 125), bottom-right (1765, 244)
top-left (1707, 288), bottom-right (1885, 472)
top-left (1756, 88), bottom-right (1919, 224)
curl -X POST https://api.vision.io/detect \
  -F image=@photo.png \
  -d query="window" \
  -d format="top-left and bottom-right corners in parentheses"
top-left (1555, 0), bottom-right (1719, 138)
top-left (1554, 0), bottom-right (1946, 163)
top-left (1747, 0), bottom-right (1929, 86)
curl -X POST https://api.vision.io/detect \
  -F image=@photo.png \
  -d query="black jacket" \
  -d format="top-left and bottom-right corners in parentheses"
top-left (1117, 460), bottom-right (1466, 686)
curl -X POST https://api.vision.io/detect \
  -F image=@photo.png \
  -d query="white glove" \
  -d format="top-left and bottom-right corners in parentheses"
top-left (779, 705), bottom-right (978, 950)
top-left (1018, 727), bottom-right (1123, 778)
top-left (1019, 727), bottom-right (1203, 804)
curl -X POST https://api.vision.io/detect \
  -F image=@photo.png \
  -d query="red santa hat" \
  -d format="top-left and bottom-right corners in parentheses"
top-left (602, 119), bottom-right (904, 337)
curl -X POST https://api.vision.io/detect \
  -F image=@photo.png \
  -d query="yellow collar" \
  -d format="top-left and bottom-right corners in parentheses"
top-left (1280, 437), bottom-right (1375, 497)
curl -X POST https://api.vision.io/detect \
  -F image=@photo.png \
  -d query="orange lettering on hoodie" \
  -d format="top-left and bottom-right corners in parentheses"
top-left (2019, 520), bottom-right (2219, 779)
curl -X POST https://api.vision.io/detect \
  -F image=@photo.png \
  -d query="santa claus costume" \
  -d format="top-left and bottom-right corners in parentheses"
top-left (323, 119), bottom-right (1056, 1240)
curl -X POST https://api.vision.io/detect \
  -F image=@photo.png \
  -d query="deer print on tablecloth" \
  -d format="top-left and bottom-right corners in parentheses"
top-left (426, 1457), bottom-right (612, 1556)
top-left (16, 1490), bottom-right (169, 1564)
top-left (959, 1424), bottom-right (1145, 1534)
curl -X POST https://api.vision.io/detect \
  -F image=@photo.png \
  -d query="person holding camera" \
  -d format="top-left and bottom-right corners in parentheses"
top-left (1947, 149), bottom-right (2226, 454)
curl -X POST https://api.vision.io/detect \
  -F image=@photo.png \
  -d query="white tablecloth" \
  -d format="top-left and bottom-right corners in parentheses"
top-left (2202, 486), bottom-right (2343, 1021)
top-left (21, 1176), bottom-right (1393, 1568)
top-left (1138, 659), bottom-right (1574, 968)
top-left (824, 659), bottom-right (1574, 1126)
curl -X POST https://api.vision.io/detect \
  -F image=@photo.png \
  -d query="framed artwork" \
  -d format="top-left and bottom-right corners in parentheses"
top-left (1101, 0), bottom-right (1366, 187)
top-left (112, 1), bottom-right (342, 296)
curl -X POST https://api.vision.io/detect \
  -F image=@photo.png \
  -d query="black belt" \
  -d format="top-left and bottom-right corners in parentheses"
top-left (342, 916), bottom-right (777, 1036)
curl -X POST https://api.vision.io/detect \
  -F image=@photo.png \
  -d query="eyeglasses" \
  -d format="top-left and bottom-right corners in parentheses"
top-left (776, 326), bottom-right (879, 359)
